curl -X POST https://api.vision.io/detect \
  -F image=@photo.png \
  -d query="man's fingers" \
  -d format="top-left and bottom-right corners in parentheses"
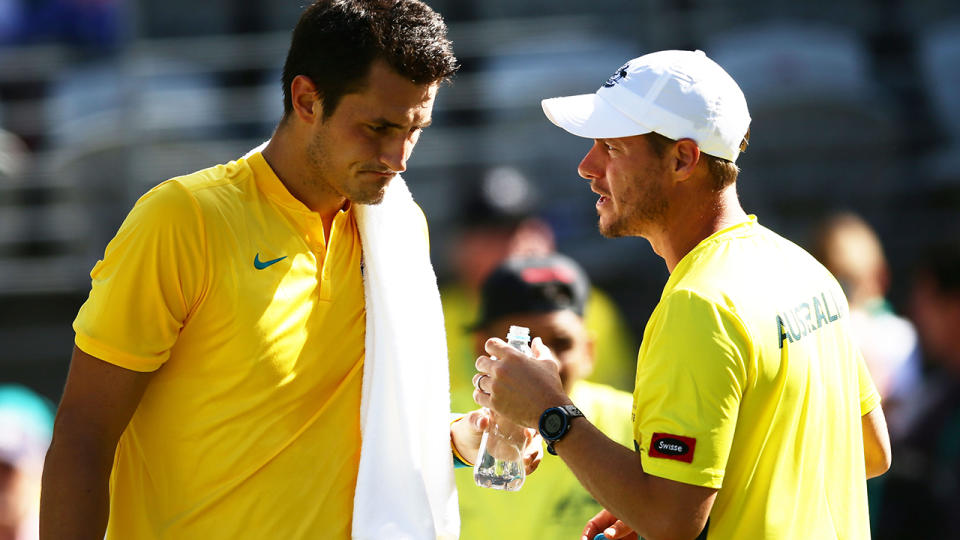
top-left (602, 520), bottom-right (636, 539)
top-left (473, 356), bottom-right (496, 400)
top-left (483, 337), bottom-right (512, 358)
top-left (463, 409), bottom-right (489, 433)
top-left (525, 446), bottom-right (542, 474)
top-left (475, 412), bottom-right (489, 432)
top-left (471, 373), bottom-right (491, 395)
top-left (581, 509), bottom-right (617, 540)
top-left (474, 354), bottom-right (494, 373)
top-left (531, 336), bottom-right (561, 370)
top-left (531, 336), bottom-right (548, 356)
top-left (524, 449), bottom-right (542, 475)
top-left (522, 429), bottom-right (543, 474)
top-left (473, 388), bottom-right (491, 408)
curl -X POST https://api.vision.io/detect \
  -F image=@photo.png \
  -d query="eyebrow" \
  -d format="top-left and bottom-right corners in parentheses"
top-left (371, 117), bottom-right (433, 129)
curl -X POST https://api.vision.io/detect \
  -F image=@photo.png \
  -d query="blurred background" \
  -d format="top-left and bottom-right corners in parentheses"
top-left (0, 0), bottom-right (959, 533)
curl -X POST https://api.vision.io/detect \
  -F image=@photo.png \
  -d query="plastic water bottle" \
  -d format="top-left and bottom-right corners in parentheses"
top-left (473, 325), bottom-right (531, 491)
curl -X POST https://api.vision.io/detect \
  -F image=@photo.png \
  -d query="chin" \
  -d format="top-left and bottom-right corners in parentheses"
top-left (348, 177), bottom-right (392, 206)
top-left (353, 188), bottom-right (387, 206)
top-left (599, 212), bottom-right (646, 238)
top-left (598, 220), bottom-right (626, 239)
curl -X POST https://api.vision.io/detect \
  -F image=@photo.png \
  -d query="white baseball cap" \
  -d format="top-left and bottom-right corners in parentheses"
top-left (541, 50), bottom-right (751, 162)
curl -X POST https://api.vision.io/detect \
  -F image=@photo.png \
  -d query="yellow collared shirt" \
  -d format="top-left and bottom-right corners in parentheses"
top-left (632, 217), bottom-right (880, 539)
top-left (75, 152), bottom-right (365, 539)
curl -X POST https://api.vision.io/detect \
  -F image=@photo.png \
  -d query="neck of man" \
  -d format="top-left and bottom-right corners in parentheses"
top-left (650, 182), bottom-right (748, 274)
top-left (261, 120), bottom-right (348, 238)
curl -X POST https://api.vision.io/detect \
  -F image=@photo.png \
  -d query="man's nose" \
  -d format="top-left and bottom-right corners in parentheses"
top-left (577, 142), bottom-right (603, 181)
top-left (380, 135), bottom-right (416, 173)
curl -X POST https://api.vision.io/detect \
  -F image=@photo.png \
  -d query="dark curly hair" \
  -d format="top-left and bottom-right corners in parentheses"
top-left (281, 0), bottom-right (459, 120)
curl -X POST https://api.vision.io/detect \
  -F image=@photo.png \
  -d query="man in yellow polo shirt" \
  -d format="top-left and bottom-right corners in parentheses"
top-left (39, 2), bottom-right (515, 539)
top-left (472, 50), bottom-right (893, 539)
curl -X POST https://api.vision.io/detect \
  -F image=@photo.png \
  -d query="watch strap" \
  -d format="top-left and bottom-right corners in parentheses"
top-left (560, 404), bottom-right (584, 419)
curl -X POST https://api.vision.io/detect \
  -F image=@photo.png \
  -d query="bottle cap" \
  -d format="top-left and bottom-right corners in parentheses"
top-left (507, 325), bottom-right (530, 342)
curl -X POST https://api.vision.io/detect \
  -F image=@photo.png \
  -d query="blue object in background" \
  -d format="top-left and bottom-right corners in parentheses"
top-left (0, 384), bottom-right (55, 468)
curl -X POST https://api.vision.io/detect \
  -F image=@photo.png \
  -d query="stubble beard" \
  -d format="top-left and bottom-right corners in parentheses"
top-left (599, 209), bottom-right (635, 238)
top-left (358, 188), bottom-right (387, 205)
top-left (345, 175), bottom-right (390, 205)
top-left (598, 171), bottom-right (668, 239)
top-left (306, 130), bottom-right (390, 206)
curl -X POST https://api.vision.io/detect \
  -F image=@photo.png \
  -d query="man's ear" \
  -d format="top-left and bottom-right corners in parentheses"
top-left (672, 138), bottom-right (701, 180)
top-left (290, 75), bottom-right (323, 123)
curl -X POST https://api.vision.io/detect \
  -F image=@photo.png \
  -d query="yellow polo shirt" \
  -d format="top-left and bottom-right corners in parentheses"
top-left (632, 217), bottom-right (880, 539)
top-left (74, 152), bottom-right (366, 538)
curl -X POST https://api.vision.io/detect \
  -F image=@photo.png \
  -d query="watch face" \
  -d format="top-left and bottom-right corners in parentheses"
top-left (544, 412), bottom-right (564, 435)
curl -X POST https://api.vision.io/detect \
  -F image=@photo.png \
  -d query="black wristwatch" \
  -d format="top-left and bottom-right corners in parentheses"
top-left (538, 404), bottom-right (584, 455)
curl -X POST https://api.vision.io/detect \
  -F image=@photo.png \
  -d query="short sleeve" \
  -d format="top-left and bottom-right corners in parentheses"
top-left (633, 290), bottom-right (750, 489)
top-left (857, 350), bottom-right (882, 416)
top-left (73, 180), bottom-right (206, 372)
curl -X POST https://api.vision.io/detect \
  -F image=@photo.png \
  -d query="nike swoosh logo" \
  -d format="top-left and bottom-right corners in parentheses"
top-left (254, 254), bottom-right (287, 269)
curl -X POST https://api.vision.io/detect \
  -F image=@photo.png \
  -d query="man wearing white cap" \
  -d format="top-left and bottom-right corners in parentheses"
top-left (472, 50), bottom-right (892, 539)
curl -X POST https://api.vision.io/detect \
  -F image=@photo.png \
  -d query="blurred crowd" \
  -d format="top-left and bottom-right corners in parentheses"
top-left (809, 212), bottom-right (960, 537)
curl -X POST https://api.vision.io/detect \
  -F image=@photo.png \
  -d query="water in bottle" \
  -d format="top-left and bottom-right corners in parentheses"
top-left (474, 325), bottom-right (531, 491)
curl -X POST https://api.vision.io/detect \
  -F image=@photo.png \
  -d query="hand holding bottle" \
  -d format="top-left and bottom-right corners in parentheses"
top-left (473, 326), bottom-right (533, 491)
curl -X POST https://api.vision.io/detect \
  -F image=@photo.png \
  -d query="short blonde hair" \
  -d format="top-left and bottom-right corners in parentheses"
top-left (644, 130), bottom-right (748, 191)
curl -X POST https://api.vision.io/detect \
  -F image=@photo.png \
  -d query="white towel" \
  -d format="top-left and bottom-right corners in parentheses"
top-left (352, 175), bottom-right (459, 540)
top-left (245, 142), bottom-right (458, 538)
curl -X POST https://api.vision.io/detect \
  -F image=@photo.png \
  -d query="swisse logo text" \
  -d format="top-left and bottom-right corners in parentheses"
top-left (649, 433), bottom-right (696, 463)
top-left (655, 439), bottom-right (688, 455)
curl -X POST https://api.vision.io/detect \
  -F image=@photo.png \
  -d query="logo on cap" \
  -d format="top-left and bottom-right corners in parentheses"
top-left (603, 63), bottom-right (630, 88)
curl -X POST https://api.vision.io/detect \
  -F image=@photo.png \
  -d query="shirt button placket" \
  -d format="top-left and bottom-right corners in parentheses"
top-left (305, 215), bottom-right (325, 254)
